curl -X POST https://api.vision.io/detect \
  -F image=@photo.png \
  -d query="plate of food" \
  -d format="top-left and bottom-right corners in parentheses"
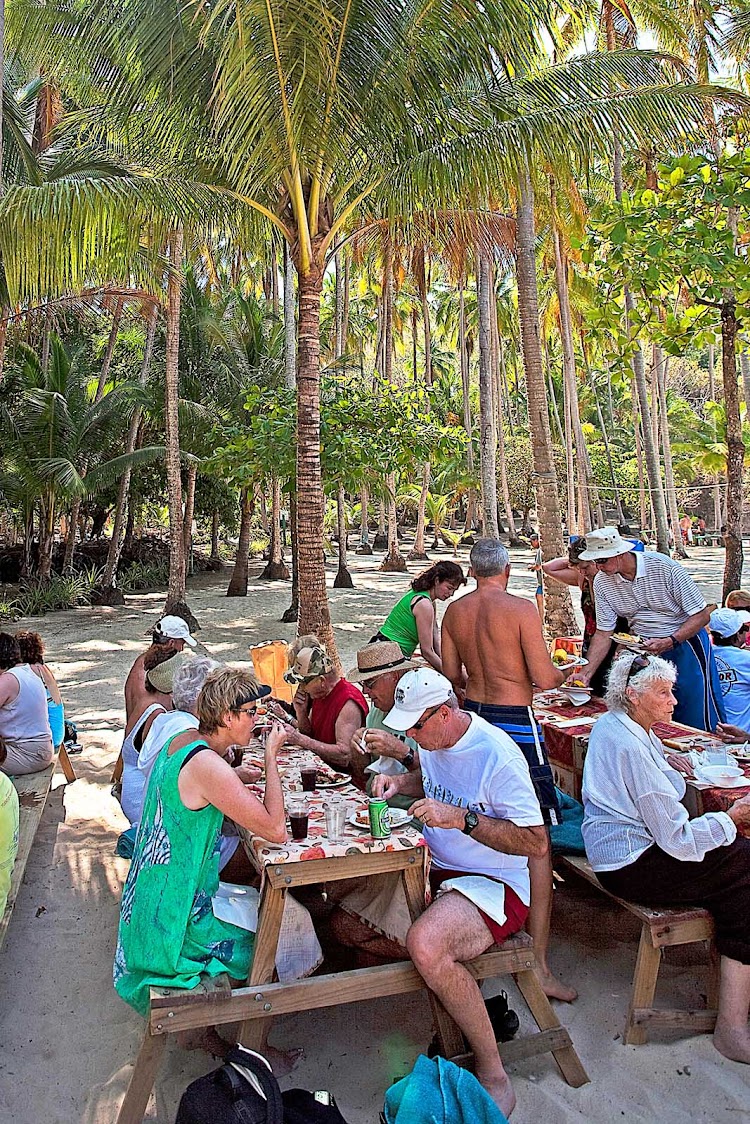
top-left (347, 807), bottom-right (412, 830)
top-left (315, 769), bottom-right (350, 789)
top-left (559, 678), bottom-right (593, 705)
top-left (551, 648), bottom-right (589, 671)
top-left (612, 632), bottom-right (647, 653)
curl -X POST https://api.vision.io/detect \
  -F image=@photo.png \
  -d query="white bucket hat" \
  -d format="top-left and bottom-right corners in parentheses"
top-left (578, 527), bottom-right (635, 562)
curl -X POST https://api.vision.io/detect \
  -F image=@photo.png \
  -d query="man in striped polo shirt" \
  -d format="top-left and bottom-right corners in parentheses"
top-left (578, 527), bottom-right (724, 731)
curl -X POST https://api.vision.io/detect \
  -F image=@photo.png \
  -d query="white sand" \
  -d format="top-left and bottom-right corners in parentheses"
top-left (0, 546), bottom-right (748, 1122)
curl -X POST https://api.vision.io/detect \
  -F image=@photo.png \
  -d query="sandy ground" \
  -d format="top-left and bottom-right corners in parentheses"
top-left (0, 543), bottom-right (748, 1123)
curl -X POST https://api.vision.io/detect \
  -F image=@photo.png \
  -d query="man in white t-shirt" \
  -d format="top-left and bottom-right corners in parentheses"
top-left (710, 608), bottom-right (750, 732)
top-left (373, 668), bottom-right (546, 1118)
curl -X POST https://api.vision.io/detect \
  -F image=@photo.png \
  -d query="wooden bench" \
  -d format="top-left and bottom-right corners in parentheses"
top-left (556, 854), bottom-right (717, 1044)
top-left (115, 931), bottom-right (589, 1124)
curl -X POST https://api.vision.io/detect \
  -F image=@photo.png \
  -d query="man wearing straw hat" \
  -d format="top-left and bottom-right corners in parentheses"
top-left (347, 641), bottom-right (422, 800)
top-left (577, 526), bottom-right (724, 731)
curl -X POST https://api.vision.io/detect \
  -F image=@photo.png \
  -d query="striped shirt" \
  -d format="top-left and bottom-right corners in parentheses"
top-left (592, 550), bottom-right (706, 638)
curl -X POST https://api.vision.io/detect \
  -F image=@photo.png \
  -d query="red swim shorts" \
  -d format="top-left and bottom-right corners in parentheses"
top-left (429, 867), bottom-right (530, 943)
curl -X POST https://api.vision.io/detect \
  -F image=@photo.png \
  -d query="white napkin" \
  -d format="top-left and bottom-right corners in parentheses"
top-left (436, 875), bottom-right (507, 928)
top-left (212, 881), bottom-right (323, 981)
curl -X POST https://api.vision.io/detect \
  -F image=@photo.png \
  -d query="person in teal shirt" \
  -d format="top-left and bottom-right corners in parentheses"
top-left (372, 561), bottom-right (465, 672)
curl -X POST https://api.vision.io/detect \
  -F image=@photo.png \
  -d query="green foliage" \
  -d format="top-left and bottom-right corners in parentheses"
top-left (118, 560), bottom-right (170, 592)
top-left (10, 566), bottom-right (104, 617)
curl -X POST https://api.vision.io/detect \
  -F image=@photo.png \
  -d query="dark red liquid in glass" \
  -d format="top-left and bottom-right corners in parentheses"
top-left (300, 768), bottom-right (317, 792)
top-left (289, 813), bottom-right (308, 840)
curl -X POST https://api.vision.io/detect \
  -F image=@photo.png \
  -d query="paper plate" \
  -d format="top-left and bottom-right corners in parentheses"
top-left (551, 655), bottom-right (589, 672)
top-left (347, 808), bottom-right (412, 830)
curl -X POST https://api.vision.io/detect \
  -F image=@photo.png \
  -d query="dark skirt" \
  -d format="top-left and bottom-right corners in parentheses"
top-left (597, 836), bottom-right (750, 965)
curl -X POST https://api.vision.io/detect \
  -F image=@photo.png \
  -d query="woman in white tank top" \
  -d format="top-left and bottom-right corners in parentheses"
top-left (0, 633), bottom-right (54, 776)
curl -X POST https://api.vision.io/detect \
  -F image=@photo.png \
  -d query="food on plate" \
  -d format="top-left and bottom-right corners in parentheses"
top-left (316, 769), bottom-right (347, 786)
top-left (552, 648), bottom-right (570, 665)
top-left (567, 677), bottom-right (587, 688)
top-left (612, 632), bottom-right (641, 644)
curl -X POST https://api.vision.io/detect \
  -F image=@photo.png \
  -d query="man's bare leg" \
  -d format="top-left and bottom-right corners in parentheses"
top-left (713, 956), bottom-right (750, 1063)
top-left (528, 846), bottom-right (577, 1002)
top-left (406, 891), bottom-right (516, 1117)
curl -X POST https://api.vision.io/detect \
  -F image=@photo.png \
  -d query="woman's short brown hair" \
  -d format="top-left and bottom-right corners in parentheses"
top-left (15, 630), bottom-right (45, 665)
top-left (197, 668), bottom-right (266, 734)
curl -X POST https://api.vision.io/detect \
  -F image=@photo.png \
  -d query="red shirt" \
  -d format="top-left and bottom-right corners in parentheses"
top-left (310, 678), bottom-right (367, 744)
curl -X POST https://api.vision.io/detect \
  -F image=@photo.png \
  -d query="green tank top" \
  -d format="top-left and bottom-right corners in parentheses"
top-left (380, 589), bottom-right (432, 656)
top-left (114, 737), bottom-right (253, 1016)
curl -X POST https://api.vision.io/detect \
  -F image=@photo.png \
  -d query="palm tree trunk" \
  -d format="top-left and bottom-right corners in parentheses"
top-left (182, 462), bottom-right (197, 579)
top-left (162, 228), bottom-right (195, 628)
top-left (477, 247), bottom-right (499, 537)
top-left (381, 471), bottom-right (407, 571)
top-left (295, 261), bottom-right (338, 657)
top-left (101, 308), bottom-right (157, 595)
top-left (562, 363), bottom-right (577, 534)
top-left (628, 303), bottom-right (669, 553)
top-left (95, 298), bottom-right (124, 401)
top-left (655, 350), bottom-right (686, 559)
top-left (409, 463), bottom-right (431, 560)
top-left (281, 493), bottom-right (300, 622)
top-left (358, 484), bottom-right (372, 553)
top-left (260, 474), bottom-right (290, 580)
top-left (589, 363), bottom-right (624, 523)
top-left (227, 486), bottom-right (253, 596)
top-left (459, 282), bottom-right (478, 532)
top-left (284, 243), bottom-right (296, 388)
top-left (516, 167), bottom-right (576, 636)
top-left (631, 381), bottom-right (649, 532)
top-left (210, 507), bottom-right (221, 564)
top-left (708, 343), bottom-right (723, 530)
top-left (333, 483), bottom-right (353, 587)
top-left (37, 494), bottom-right (55, 581)
top-left (490, 290), bottom-right (518, 540)
top-left (721, 298), bottom-right (745, 597)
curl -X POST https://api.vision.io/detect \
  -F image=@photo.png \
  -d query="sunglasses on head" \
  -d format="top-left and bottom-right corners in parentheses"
top-left (626, 654), bottom-right (650, 683)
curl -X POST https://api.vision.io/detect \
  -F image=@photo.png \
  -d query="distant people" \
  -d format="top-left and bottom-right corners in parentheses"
top-left (441, 539), bottom-right (576, 1002)
top-left (582, 652), bottom-right (750, 1065)
top-left (373, 561), bottom-right (465, 672)
top-left (679, 514), bottom-right (693, 546)
top-left (576, 527), bottom-right (724, 731)
top-left (0, 633), bottom-right (54, 776)
top-left (528, 532), bottom-right (544, 620)
top-left (14, 630), bottom-right (64, 748)
top-left (709, 609), bottom-right (750, 732)
top-left (114, 668), bottom-right (286, 1045)
top-left (124, 615), bottom-right (197, 724)
top-left (281, 637), bottom-right (367, 770)
top-left (0, 770), bottom-right (19, 916)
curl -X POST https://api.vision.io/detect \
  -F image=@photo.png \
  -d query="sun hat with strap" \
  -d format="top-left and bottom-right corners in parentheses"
top-left (347, 641), bottom-right (423, 684)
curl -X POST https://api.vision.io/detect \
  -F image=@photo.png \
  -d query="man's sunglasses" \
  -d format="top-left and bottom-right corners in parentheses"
top-left (626, 655), bottom-right (650, 683)
top-left (411, 703), bottom-right (444, 731)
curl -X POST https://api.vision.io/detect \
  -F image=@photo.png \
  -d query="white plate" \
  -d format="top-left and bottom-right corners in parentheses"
top-left (612, 635), bottom-right (647, 653)
top-left (347, 808), bottom-right (412, 831)
top-left (694, 769), bottom-right (750, 789)
top-left (552, 655), bottom-right (589, 671)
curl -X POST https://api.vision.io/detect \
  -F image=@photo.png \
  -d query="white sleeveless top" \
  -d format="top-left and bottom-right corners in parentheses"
top-left (120, 703), bottom-right (167, 826)
top-left (0, 664), bottom-right (51, 741)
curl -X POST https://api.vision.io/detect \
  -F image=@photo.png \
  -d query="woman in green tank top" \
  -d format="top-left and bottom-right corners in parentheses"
top-left (374, 561), bottom-right (465, 671)
top-left (114, 667), bottom-right (287, 1027)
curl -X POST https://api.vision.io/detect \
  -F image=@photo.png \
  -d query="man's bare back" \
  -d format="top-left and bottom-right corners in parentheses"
top-left (442, 581), bottom-right (562, 705)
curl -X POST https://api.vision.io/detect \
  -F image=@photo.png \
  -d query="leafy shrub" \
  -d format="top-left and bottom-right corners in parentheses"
top-left (0, 597), bottom-right (20, 622)
top-left (119, 560), bottom-right (170, 592)
top-left (12, 565), bottom-right (104, 616)
top-left (249, 535), bottom-right (270, 557)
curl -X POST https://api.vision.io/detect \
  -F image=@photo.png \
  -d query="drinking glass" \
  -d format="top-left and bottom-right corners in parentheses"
top-left (300, 765), bottom-right (318, 792)
top-left (287, 796), bottom-right (309, 841)
top-left (324, 796), bottom-right (347, 842)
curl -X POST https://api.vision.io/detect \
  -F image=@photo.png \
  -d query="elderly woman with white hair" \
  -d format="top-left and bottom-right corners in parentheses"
top-left (582, 651), bottom-right (750, 1064)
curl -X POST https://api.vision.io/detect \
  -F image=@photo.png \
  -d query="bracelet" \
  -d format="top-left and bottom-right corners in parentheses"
top-left (670, 634), bottom-right (680, 649)
top-left (402, 747), bottom-right (415, 770)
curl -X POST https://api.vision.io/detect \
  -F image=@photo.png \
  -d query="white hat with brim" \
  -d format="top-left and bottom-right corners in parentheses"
top-left (155, 614), bottom-right (198, 646)
top-left (347, 641), bottom-right (423, 684)
top-left (578, 527), bottom-right (635, 562)
top-left (710, 607), bottom-right (750, 639)
top-left (384, 667), bottom-right (453, 731)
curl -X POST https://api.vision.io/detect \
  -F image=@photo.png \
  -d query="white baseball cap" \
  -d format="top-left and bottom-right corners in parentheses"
top-left (385, 667), bottom-right (453, 731)
top-left (155, 615), bottom-right (197, 646)
top-left (709, 607), bottom-right (750, 639)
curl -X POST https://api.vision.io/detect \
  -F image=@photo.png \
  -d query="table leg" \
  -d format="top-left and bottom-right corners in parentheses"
top-left (58, 743), bottom-right (77, 784)
top-left (238, 880), bottom-right (286, 1050)
top-left (115, 1026), bottom-right (167, 1124)
top-left (401, 856), bottom-right (466, 1061)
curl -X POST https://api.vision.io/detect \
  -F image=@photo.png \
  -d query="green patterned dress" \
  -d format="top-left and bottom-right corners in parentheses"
top-left (114, 737), bottom-right (253, 1016)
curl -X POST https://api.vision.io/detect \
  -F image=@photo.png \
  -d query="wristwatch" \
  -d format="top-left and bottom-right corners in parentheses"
top-left (462, 811), bottom-right (480, 835)
top-left (670, 634), bottom-right (681, 649)
top-left (402, 747), bottom-right (415, 770)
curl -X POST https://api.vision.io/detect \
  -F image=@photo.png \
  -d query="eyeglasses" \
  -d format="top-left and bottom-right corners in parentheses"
top-left (410, 703), bottom-right (444, 731)
top-left (232, 704), bottom-right (257, 716)
top-left (626, 655), bottom-right (650, 683)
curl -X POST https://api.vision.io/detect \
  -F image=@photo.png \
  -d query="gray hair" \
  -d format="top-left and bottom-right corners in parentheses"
top-left (172, 656), bottom-right (221, 713)
top-left (605, 652), bottom-right (676, 713)
top-left (470, 539), bottom-right (510, 577)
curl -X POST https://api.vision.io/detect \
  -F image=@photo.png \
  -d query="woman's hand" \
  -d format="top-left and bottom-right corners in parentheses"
top-left (265, 721), bottom-right (288, 755)
top-left (665, 752), bottom-right (694, 776)
top-left (234, 764), bottom-right (262, 784)
top-left (727, 793), bottom-right (750, 832)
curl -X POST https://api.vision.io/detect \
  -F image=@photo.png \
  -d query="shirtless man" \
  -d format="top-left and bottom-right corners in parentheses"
top-left (123, 615), bottom-right (197, 723)
top-left (441, 538), bottom-right (576, 1002)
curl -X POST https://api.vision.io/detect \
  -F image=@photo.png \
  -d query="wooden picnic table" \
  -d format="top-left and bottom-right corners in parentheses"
top-left (533, 691), bottom-right (750, 815)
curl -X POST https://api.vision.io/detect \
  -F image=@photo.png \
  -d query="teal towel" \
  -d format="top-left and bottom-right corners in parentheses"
top-left (115, 825), bottom-right (137, 859)
top-left (384, 1055), bottom-right (508, 1124)
top-left (549, 789), bottom-right (585, 855)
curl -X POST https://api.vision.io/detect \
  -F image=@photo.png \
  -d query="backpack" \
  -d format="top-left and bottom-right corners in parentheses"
top-left (175, 1045), bottom-right (349, 1124)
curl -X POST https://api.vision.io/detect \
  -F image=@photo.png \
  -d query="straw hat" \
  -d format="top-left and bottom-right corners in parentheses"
top-left (578, 526), bottom-right (635, 562)
top-left (145, 651), bottom-right (195, 694)
top-left (347, 641), bottom-right (422, 684)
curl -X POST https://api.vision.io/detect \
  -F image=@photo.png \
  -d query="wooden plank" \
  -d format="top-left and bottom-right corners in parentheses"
top-left (263, 847), bottom-right (423, 889)
top-left (0, 764), bottom-right (55, 954)
top-left (513, 967), bottom-right (590, 1087)
top-left (630, 1008), bottom-right (718, 1031)
top-left (651, 916), bottom-right (714, 948)
top-left (239, 880), bottom-right (286, 1051)
top-left (450, 1026), bottom-right (575, 1068)
top-left (57, 743), bottom-right (77, 784)
top-left (150, 972), bottom-right (232, 1011)
top-left (624, 927), bottom-right (662, 1046)
top-left (150, 945), bottom-right (539, 1035)
top-left (114, 1027), bottom-right (167, 1124)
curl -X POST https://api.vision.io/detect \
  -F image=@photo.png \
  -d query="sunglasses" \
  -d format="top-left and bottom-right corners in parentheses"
top-left (410, 703), bottom-right (444, 731)
top-left (232, 703), bottom-right (257, 716)
top-left (626, 655), bottom-right (650, 683)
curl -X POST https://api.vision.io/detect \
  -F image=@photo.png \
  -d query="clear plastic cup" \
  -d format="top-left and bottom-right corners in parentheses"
top-left (324, 796), bottom-right (347, 842)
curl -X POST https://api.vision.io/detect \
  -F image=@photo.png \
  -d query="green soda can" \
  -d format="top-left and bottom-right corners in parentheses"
top-left (368, 796), bottom-right (391, 838)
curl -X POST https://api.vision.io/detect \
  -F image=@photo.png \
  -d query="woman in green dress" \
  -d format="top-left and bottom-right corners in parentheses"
top-left (372, 561), bottom-right (465, 672)
top-left (114, 666), bottom-right (287, 1039)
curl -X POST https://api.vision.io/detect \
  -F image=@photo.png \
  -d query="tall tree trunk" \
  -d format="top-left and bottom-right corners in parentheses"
top-left (589, 364), bottom-right (624, 523)
top-left (740, 349), bottom-right (750, 422)
top-left (721, 298), bottom-right (745, 597)
top-left (37, 495), bottom-right (55, 581)
top-left (459, 282), bottom-right (478, 532)
top-left (516, 167), bottom-right (576, 635)
top-left (182, 461), bottom-right (197, 579)
top-left (260, 475), bottom-right (290, 580)
top-left (101, 307), bottom-right (157, 596)
top-left (477, 248), bottom-right (499, 537)
top-left (491, 291), bottom-right (518, 541)
top-left (162, 229), bottom-right (195, 628)
top-left (562, 360), bottom-right (577, 534)
top-left (333, 483), bottom-right (354, 587)
top-left (709, 343), bottom-right (723, 530)
top-left (281, 493), bottom-right (300, 622)
top-left (627, 295), bottom-right (670, 553)
top-left (358, 484), bottom-right (372, 553)
top-left (334, 244), bottom-right (344, 358)
top-left (409, 463), bottom-right (431, 560)
top-left (210, 507), bottom-right (221, 564)
top-left (655, 349), bottom-right (687, 558)
top-left (381, 471), bottom-right (407, 571)
top-left (227, 486), bottom-right (253, 596)
top-left (295, 261), bottom-right (337, 658)
top-left (95, 297), bottom-right (124, 400)
top-left (632, 381), bottom-right (649, 532)
top-left (284, 243), bottom-right (296, 388)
